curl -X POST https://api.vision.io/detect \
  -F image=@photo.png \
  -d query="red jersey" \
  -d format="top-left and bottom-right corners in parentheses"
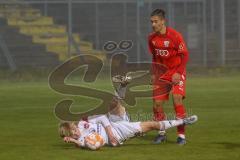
top-left (148, 27), bottom-right (189, 80)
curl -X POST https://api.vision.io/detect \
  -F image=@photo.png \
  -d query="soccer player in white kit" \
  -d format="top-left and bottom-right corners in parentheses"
top-left (59, 75), bottom-right (198, 149)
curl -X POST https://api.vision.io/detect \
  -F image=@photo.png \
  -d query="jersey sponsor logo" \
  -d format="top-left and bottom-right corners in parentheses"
top-left (84, 123), bottom-right (90, 129)
top-left (179, 80), bottom-right (184, 87)
top-left (97, 124), bottom-right (101, 134)
top-left (155, 49), bottom-right (169, 57)
top-left (179, 43), bottom-right (184, 51)
top-left (164, 41), bottom-right (170, 47)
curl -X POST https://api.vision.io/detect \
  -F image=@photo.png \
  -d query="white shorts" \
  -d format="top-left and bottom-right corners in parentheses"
top-left (108, 112), bottom-right (130, 122)
top-left (111, 121), bottom-right (142, 143)
top-left (87, 112), bottom-right (140, 144)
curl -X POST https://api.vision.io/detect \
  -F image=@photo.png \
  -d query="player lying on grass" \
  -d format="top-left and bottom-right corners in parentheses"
top-left (58, 75), bottom-right (198, 150)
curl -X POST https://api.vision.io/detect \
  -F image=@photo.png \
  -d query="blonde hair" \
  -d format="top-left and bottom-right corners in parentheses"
top-left (58, 122), bottom-right (75, 138)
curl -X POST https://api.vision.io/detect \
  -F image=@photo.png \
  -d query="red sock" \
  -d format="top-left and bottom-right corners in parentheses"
top-left (174, 104), bottom-right (186, 136)
top-left (153, 106), bottom-right (166, 121)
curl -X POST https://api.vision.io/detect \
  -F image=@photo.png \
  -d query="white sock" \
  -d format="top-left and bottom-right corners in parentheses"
top-left (178, 134), bottom-right (186, 139)
top-left (158, 130), bottom-right (166, 135)
top-left (159, 119), bottom-right (184, 130)
top-left (114, 85), bottom-right (127, 99)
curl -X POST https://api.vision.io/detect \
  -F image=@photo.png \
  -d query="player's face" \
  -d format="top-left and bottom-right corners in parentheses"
top-left (150, 16), bottom-right (165, 33)
top-left (71, 126), bottom-right (81, 139)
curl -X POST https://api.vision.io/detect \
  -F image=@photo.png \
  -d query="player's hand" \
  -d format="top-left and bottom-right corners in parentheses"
top-left (108, 134), bottom-right (119, 147)
top-left (63, 136), bottom-right (74, 143)
top-left (172, 73), bottom-right (181, 84)
top-left (150, 75), bottom-right (155, 85)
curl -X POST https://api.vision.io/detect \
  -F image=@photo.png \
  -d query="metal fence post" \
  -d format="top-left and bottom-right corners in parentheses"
top-left (44, 0), bottom-right (48, 16)
top-left (95, 2), bottom-right (100, 50)
top-left (68, 0), bottom-right (73, 57)
top-left (123, 2), bottom-right (127, 39)
top-left (167, 1), bottom-right (173, 27)
top-left (0, 34), bottom-right (17, 71)
top-left (136, 0), bottom-right (140, 63)
top-left (148, 0), bottom-right (152, 33)
top-left (184, 1), bottom-right (187, 16)
top-left (210, 0), bottom-right (215, 32)
top-left (220, 0), bottom-right (226, 66)
top-left (203, 0), bottom-right (207, 67)
top-left (172, 2), bottom-right (175, 28)
top-left (238, 0), bottom-right (240, 47)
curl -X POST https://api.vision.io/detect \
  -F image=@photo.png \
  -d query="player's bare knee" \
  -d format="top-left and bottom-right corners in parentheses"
top-left (108, 98), bottom-right (119, 112)
top-left (148, 122), bottom-right (158, 130)
top-left (116, 104), bottom-right (126, 116)
top-left (173, 94), bottom-right (183, 105)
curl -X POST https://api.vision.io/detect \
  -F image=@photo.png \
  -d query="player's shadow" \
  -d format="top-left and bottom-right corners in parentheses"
top-left (213, 142), bottom-right (240, 149)
top-left (137, 134), bottom-right (176, 144)
top-left (124, 134), bottom-right (177, 145)
top-left (52, 143), bottom-right (76, 150)
top-left (52, 143), bottom-right (107, 152)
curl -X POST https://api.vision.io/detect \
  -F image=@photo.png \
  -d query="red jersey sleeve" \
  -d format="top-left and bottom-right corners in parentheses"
top-left (148, 35), bottom-right (154, 54)
top-left (175, 33), bottom-right (189, 74)
top-left (148, 35), bottom-right (159, 75)
top-left (148, 35), bottom-right (155, 74)
top-left (151, 54), bottom-right (158, 75)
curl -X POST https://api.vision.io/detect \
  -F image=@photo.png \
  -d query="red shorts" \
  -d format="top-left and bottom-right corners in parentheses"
top-left (153, 74), bottom-right (186, 100)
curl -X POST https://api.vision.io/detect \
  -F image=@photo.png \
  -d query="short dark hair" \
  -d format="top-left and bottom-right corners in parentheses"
top-left (151, 9), bottom-right (165, 19)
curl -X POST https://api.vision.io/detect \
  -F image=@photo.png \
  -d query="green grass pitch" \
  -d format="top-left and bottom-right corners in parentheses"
top-left (0, 74), bottom-right (240, 160)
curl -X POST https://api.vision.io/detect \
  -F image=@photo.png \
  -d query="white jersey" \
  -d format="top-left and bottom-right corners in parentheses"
top-left (77, 120), bottom-right (108, 147)
top-left (77, 114), bottom-right (141, 146)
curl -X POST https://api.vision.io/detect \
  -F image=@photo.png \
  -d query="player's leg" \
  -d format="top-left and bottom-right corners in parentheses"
top-left (108, 98), bottom-right (128, 121)
top-left (140, 115), bottom-right (197, 133)
top-left (172, 75), bottom-right (187, 145)
top-left (152, 94), bottom-right (169, 144)
top-left (108, 75), bottom-right (131, 121)
top-left (111, 115), bottom-right (197, 145)
top-left (140, 120), bottom-right (180, 133)
top-left (153, 100), bottom-right (166, 121)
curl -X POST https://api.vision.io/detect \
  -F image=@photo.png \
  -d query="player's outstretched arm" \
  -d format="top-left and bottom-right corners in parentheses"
top-left (63, 137), bottom-right (83, 148)
top-left (91, 115), bottom-right (119, 146)
top-left (104, 126), bottom-right (119, 146)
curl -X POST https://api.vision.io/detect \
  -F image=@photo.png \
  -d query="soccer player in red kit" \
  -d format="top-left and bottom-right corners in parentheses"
top-left (148, 9), bottom-right (189, 145)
